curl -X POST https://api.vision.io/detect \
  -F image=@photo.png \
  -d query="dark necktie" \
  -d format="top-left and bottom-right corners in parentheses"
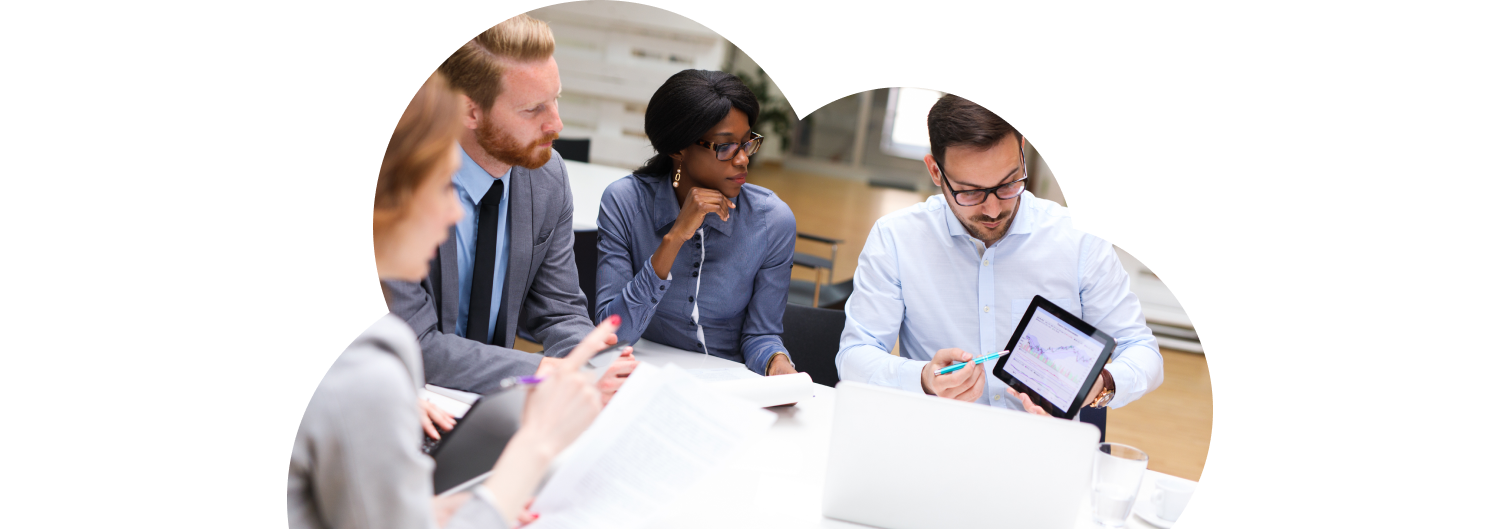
top-left (466, 179), bottom-right (505, 344)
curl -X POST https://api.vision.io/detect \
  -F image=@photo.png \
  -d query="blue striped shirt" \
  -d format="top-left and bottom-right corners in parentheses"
top-left (595, 174), bottom-right (796, 374)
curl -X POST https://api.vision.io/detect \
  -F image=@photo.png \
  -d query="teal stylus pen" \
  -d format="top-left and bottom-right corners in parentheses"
top-left (934, 350), bottom-right (1009, 376)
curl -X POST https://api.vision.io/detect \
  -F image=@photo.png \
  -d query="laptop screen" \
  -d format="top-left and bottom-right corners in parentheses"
top-left (1001, 306), bottom-right (1107, 410)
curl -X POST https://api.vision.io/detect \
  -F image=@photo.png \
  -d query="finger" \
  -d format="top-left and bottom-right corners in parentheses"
top-left (604, 333), bottom-right (617, 346)
top-left (562, 315), bottom-right (622, 371)
top-left (422, 416), bottom-right (440, 440)
top-left (611, 357), bottom-right (639, 377)
top-left (957, 385), bottom-right (980, 403)
top-left (1019, 393), bottom-right (1045, 415)
top-left (717, 198), bottom-right (730, 221)
top-left (598, 376), bottom-right (625, 395)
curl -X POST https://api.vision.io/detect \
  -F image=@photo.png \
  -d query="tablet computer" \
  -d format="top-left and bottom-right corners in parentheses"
top-left (430, 385), bottom-right (527, 495)
top-left (992, 295), bottom-right (1116, 419)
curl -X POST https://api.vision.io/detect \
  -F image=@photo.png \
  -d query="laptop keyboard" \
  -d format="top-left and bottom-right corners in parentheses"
top-left (422, 433), bottom-right (443, 455)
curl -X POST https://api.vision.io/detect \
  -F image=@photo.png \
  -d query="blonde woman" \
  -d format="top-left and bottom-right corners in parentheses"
top-left (287, 72), bottom-right (619, 528)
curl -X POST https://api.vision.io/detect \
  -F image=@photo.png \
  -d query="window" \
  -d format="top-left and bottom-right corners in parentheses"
top-left (880, 88), bottom-right (944, 160)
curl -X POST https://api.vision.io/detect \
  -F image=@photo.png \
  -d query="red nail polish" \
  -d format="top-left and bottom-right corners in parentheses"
top-left (608, 314), bottom-right (621, 326)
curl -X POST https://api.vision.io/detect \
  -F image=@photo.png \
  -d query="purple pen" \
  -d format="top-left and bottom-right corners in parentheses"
top-left (498, 375), bottom-right (546, 390)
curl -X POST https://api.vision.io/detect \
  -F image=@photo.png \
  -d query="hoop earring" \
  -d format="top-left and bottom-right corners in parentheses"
top-left (673, 167), bottom-right (681, 188)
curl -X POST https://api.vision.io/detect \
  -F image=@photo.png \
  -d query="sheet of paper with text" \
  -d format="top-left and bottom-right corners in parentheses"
top-left (528, 363), bottom-right (777, 528)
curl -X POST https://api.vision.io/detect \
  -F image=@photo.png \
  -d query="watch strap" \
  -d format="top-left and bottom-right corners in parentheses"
top-left (1092, 368), bottom-right (1116, 408)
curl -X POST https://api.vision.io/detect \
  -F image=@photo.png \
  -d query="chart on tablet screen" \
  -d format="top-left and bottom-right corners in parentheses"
top-left (1004, 310), bottom-right (1106, 408)
top-left (1017, 334), bottom-right (1088, 385)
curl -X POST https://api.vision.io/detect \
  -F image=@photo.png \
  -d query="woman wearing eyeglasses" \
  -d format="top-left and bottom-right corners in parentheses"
top-left (593, 69), bottom-right (799, 376)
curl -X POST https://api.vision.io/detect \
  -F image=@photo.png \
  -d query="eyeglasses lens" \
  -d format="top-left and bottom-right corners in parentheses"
top-left (954, 181), bottom-right (1024, 206)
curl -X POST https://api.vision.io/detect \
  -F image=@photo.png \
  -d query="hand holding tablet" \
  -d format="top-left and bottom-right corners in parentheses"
top-left (993, 296), bottom-right (1117, 419)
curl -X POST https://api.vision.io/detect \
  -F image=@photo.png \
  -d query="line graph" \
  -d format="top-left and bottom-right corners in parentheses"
top-left (1002, 309), bottom-right (1107, 409)
top-left (1015, 334), bottom-right (1087, 385)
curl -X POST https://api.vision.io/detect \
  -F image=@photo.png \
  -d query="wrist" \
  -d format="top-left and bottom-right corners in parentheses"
top-left (765, 352), bottom-right (791, 375)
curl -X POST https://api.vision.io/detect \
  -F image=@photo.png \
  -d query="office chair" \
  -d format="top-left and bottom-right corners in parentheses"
top-left (552, 137), bottom-right (591, 163)
top-left (788, 232), bottom-right (845, 308)
top-left (1079, 405), bottom-right (1106, 443)
top-left (780, 302), bottom-right (845, 388)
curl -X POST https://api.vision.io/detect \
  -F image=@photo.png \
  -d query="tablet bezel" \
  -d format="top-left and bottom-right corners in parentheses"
top-left (992, 295), bottom-right (1117, 419)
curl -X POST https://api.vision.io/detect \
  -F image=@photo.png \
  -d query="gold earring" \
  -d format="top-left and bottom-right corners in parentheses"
top-left (673, 167), bottom-right (681, 188)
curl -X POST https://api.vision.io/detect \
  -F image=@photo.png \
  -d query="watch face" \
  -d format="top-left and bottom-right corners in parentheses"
top-left (1098, 389), bottom-right (1114, 407)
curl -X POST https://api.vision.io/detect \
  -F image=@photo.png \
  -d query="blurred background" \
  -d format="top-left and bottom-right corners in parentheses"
top-left (527, 1), bottom-right (1210, 481)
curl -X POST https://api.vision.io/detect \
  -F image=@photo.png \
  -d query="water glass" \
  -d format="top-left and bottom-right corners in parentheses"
top-left (1091, 442), bottom-right (1148, 528)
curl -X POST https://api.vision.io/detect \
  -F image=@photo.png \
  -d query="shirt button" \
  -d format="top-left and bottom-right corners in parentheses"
top-left (693, 261), bottom-right (699, 267)
top-left (984, 259), bottom-right (990, 266)
top-left (993, 394), bottom-right (1002, 401)
top-left (659, 285), bottom-right (665, 291)
top-left (651, 297), bottom-right (657, 303)
top-left (983, 306), bottom-right (990, 313)
top-left (688, 296), bottom-right (695, 303)
top-left (692, 271), bottom-right (699, 277)
top-left (696, 341), bottom-right (703, 348)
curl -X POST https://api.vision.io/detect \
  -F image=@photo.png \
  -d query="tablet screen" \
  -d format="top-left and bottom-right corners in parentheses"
top-left (1002, 307), bottom-right (1108, 410)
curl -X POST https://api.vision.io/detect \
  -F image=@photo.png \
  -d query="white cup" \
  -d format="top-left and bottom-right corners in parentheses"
top-left (1150, 477), bottom-right (1195, 522)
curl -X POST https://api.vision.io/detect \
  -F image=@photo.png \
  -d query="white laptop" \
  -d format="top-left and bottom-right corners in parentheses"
top-left (822, 382), bottom-right (1100, 528)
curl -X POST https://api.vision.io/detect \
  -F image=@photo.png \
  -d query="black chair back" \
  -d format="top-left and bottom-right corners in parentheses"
top-left (780, 303), bottom-right (846, 388)
top-left (1079, 405), bottom-right (1106, 443)
top-left (553, 138), bottom-right (591, 163)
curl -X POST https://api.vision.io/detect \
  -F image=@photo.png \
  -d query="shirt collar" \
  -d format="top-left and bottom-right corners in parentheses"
top-left (643, 174), bottom-right (741, 237)
top-left (940, 190), bottom-right (1037, 244)
top-left (453, 145), bottom-right (511, 205)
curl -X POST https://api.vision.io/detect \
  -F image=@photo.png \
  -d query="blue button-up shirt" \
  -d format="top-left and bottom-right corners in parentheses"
top-left (837, 191), bottom-right (1163, 410)
top-left (452, 147), bottom-right (512, 344)
top-left (595, 174), bottom-right (796, 374)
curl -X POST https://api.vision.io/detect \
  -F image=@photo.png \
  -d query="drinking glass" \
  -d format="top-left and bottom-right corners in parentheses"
top-left (1091, 442), bottom-right (1148, 528)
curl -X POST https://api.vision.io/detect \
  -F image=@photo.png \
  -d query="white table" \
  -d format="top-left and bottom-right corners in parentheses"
top-left (627, 339), bottom-right (1191, 529)
top-left (565, 159), bottom-right (636, 232)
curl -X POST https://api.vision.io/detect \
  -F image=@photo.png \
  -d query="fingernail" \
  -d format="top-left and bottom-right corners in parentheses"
top-left (608, 314), bottom-right (621, 326)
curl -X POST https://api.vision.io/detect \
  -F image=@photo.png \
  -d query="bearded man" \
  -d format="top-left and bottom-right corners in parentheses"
top-left (835, 94), bottom-right (1163, 418)
top-left (383, 15), bottom-right (637, 407)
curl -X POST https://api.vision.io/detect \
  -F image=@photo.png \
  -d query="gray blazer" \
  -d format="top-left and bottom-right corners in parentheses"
top-left (287, 314), bottom-right (507, 528)
top-left (384, 151), bottom-right (595, 393)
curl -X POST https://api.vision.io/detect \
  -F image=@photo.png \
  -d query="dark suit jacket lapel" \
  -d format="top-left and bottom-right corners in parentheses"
top-left (502, 166), bottom-right (534, 348)
top-left (437, 225), bottom-right (461, 334)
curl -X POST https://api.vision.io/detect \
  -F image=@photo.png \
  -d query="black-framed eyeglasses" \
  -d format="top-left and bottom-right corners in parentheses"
top-left (934, 158), bottom-right (1029, 207)
top-left (695, 132), bottom-right (764, 161)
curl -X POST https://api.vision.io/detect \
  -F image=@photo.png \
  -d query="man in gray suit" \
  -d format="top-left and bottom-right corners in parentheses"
top-left (384, 15), bottom-right (636, 397)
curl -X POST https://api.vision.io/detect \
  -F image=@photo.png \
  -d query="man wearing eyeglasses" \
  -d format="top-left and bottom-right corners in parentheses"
top-left (835, 94), bottom-right (1163, 416)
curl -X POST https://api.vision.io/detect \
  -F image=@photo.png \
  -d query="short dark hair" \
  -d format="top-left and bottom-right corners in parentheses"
top-left (637, 69), bottom-right (760, 176)
top-left (926, 93), bottom-right (1019, 165)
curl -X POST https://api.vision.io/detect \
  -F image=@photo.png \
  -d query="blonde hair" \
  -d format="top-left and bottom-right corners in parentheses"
top-left (376, 72), bottom-right (462, 212)
top-left (438, 14), bottom-right (556, 111)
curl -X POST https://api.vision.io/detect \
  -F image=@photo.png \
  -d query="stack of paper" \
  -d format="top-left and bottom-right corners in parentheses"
top-left (711, 372), bottom-right (817, 408)
top-left (527, 363), bottom-right (777, 528)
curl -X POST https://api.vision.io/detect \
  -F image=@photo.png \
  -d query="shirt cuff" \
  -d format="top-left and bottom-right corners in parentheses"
top-left (1104, 345), bottom-right (1156, 408)
top-left (898, 357), bottom-right (927, 394)
top-left (763, 351), bottom-right (795, 375)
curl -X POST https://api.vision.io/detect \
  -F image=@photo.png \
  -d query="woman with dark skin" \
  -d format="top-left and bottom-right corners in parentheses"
top-left (594, 69), bottom-right (799, 376)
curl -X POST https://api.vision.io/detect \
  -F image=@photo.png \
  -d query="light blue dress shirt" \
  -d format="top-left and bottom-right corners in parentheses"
top-left (452, 147), bottom-right (512, 344)
top-left (836, 191), bottom-right (1163, 411)
top-left (594, 174), bottom-right (796, 375)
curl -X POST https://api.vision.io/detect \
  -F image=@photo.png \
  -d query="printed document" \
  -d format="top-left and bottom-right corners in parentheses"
top-left (527, 363), bottom-right (776, 528)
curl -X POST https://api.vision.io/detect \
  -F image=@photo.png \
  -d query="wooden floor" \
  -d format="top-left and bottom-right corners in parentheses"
top-left (528, 162), bottom-right (1214, 481)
